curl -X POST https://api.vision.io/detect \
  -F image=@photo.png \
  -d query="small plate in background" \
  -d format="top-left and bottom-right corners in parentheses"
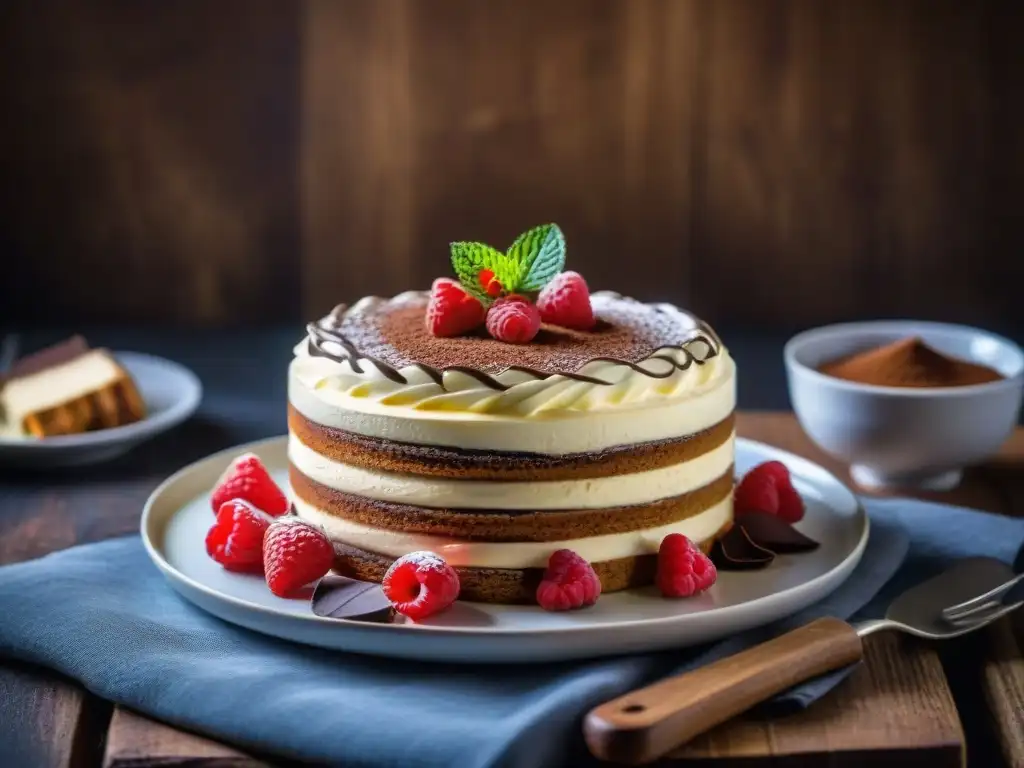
top-left (0, 352), bottom-right (202, 467)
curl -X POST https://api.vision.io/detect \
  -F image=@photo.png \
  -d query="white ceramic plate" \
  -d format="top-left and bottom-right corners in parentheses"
top-left (142, 436), bottom-right (868, 663)
top-left (0, 352), bottom-right (203, 467)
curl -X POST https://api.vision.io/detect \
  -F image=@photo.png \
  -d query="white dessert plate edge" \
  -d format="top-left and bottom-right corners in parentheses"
top-left (141, 435), bottom-right (869, 663)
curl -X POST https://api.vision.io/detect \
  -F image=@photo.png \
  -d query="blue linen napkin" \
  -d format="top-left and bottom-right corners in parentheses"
top-left (0, 500), bottom-right (1020, 768)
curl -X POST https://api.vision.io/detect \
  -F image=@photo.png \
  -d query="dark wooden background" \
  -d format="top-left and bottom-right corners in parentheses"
top-left (1, 0), bottom-right (1021, 330)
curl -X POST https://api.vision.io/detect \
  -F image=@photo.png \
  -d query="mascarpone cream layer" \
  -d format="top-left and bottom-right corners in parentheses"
top-left (289, 432), bottom-right (734, 510)
top-left (293, 493), bottom-right (733, 569)
top-left (288, 355), bottom-right (736, 454)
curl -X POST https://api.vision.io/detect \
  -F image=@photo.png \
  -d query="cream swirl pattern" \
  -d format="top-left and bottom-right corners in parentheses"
top-left (294, 340), bottom-right (732, 416)
top-left (288, 358), bottom-right (735, 454)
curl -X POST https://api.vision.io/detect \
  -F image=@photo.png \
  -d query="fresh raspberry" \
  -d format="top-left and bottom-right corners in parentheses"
top-left (536, 271), bottom-right (595, 330)
top-left (263, 518), bottom-right (336, 598)
top-left (211, 453), bottom-right (289, 517)
top-left (774, 483), bottom-right (805, 524)
top-left (734, 470), bottom-right (779, 517)
top-left (205, 499), bottom-right (273, 573)
top-left (735, 460), bottom-right (804, 523)
top-left (425, 278), bottom-right (486, 337)
top-left (536, 549), bottom-right (602, 611)
top-left (382, 551), bottom-right (460, 620)
top-left (478, 269), bottom-right (503, 298)
top-left (486, 295), bottom-right (541, 343)
top-left (656, 534), bottom-right (717, 597)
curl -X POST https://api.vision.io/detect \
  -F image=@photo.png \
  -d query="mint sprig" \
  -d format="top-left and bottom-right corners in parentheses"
top-left (506, 224), bottom-right (565, 293)
top-left (449, 223), bottom-right (566, 299)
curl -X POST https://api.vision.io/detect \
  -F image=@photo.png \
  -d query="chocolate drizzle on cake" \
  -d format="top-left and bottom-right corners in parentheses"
top-left (304, 291), bottom-right (723, 391)
top-left (308, 321), bottom-right (411, 383)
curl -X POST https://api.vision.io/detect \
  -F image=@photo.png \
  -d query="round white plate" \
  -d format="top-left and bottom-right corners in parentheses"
top-left (0, 352), bottom-right (203, 467)
top-left (142, 436), bottom-right (868, 663)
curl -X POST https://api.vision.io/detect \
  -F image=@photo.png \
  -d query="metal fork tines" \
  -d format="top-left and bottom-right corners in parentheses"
top-left (941, 541), bottom-right (1024, 622)
top-left (942, 572), bottom-right (1024, 622)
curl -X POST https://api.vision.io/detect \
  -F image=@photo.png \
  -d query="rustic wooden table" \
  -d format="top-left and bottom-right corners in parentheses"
top-left (0, 412), bottom-right (1021, 768)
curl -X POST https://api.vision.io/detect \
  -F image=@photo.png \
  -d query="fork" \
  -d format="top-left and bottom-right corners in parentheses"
top-left (943, 572), bottom-right (1024, 622)
top-left (942, 541), bottom-right (1024, 622)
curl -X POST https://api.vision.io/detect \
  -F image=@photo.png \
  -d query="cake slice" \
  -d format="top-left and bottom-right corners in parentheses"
top-left (0, 336), bottom-right (145, 438)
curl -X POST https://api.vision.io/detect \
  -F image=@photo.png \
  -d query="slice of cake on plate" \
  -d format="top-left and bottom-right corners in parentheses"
top-left (0, 336), bottom-right (146, 438)
top-left (286, 224), bottom-right (736, 603)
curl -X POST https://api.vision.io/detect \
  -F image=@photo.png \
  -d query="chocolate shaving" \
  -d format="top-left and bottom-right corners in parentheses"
top-left (734, 511), bottom-right (820, 554)
top-left (304, 291), bottom-right (722, 393)
top-left (311, 575), bottom-right (394, 623)
top-left (711, 526), bottom-right (776, 570)
top-left (711, 513), bottom-right (820, 571)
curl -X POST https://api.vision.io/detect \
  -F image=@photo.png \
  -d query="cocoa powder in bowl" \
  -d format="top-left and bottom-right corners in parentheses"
top-left (819, 336), bottom-right (1004, 388)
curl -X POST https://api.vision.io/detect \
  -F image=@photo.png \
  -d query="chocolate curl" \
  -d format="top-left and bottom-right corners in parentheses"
top-left (311, 575), bottom-right (394, 623)
top-left (711, 512), bottom-right (820, 571)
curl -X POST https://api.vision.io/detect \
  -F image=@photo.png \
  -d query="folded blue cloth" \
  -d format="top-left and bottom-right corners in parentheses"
top-left (0, 499), bottom-right (1020, 768)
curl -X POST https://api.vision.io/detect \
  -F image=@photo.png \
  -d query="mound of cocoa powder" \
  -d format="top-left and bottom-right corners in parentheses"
top-left (819, 337), bottom-right (1003, 388)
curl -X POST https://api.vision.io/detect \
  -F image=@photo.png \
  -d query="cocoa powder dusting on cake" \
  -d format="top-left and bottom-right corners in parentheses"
top-left (338, 292), bottom-right (708, 375)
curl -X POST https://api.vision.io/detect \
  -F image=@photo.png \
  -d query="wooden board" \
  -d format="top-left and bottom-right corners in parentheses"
top-left (672, 634), bottom-right (962, 767)
top-left (0, 664), bottom-right (108, 768)
top-left (980, 611), bottom-right (1024, 768)
top-left (103, 708), bottom-right (270, 768)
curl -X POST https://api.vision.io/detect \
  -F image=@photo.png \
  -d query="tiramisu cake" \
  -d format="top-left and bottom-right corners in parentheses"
top-left (287, 224), bottom-right (736, 603)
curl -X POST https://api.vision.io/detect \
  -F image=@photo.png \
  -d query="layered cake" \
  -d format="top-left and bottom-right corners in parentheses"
top-left (0, 336), bottom-right (145, 438)
top-left (286, 224), bottom-right (736, 603)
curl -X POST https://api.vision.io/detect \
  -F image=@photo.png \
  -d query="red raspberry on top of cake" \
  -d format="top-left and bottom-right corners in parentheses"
top-left (287, 223), bottom-right (737, 605)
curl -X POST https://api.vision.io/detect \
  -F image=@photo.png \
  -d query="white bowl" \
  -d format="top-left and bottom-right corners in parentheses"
top-left (784, 321), bottom-right (1023, 491)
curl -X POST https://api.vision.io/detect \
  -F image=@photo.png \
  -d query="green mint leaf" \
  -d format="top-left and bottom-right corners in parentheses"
top-left (450, 242), bottom-right (504, 302)
top-left (488, 257), bottom-right (521, 292)
top-left (506, 224), bottom-right (566, 292)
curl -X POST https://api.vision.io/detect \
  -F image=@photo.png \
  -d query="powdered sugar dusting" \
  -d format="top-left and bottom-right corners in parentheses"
top-left (394, 550), bottom-right (448, 570)
top-left (215, 452), bottom-right (258, 486)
